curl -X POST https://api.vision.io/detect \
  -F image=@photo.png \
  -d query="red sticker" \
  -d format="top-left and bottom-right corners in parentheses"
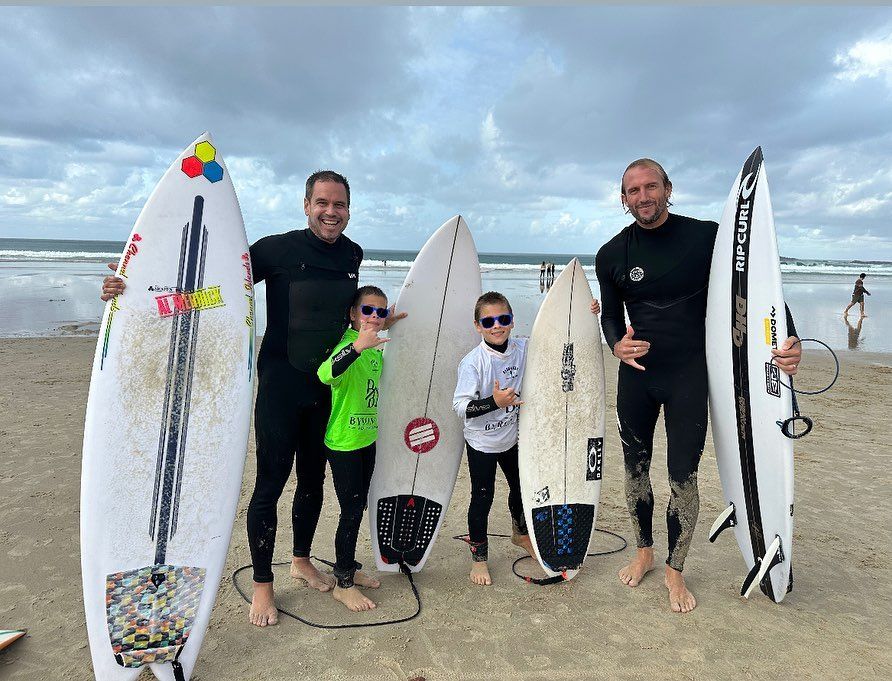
top-left (404, 417), bottom-right (440, 453)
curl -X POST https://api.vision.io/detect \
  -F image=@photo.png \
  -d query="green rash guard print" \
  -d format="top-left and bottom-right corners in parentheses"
top-left (318, 327), bottom-right (383, 451)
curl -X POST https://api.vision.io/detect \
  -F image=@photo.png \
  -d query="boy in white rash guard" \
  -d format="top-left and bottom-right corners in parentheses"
top-left (453, 291), bottom-right (534, 586)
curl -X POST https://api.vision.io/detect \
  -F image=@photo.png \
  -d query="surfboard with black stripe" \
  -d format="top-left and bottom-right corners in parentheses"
top-left (706, 147), bottom-right (795, 603)
top-left (81, 133), bottom-right (254, 679)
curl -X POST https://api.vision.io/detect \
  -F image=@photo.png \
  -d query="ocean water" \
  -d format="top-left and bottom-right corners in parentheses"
top-left (0, 238), bottom-right (889, 355)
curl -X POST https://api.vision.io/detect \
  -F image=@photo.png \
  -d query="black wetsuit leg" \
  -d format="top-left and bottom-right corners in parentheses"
top-left (466, 442), bottom-right (528, 561)
top-left (327, 443), bottom-right (376, 588)
top-left (495, 444), bottom-right (528, 536)
top-left (246, 364), bottom-right (329, 583)
top-left (662, 357), bottom-right (708, 572)
top-left (615, 358), bottom-right (707, 571)
top-left (616, 363), bottom-right (661, 552)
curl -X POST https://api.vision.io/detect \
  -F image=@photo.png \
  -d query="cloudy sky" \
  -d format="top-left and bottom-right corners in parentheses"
top-left (1, 5), bottom-right (891, 260)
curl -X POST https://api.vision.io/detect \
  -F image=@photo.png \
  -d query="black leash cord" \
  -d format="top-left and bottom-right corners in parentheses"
top-left (453, 529), bottom-right (628, 586)
top-left (771, 338), bottom-right (840, 439)
top-left (231, 557), bottom-right (421, 630)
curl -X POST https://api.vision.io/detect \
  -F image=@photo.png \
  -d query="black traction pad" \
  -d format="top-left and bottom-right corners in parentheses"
top-left (531, 503), bottom-right (595, 573)
top-left (376, 495), bottom-right (442, 567)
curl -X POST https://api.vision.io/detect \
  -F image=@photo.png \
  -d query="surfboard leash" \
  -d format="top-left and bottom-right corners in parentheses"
top-left (231, 557), bottom-right (421, 630)
top-left (771, 338), bottom-right (840, 439)
top-left (452, 529), bottom-right (628, 586)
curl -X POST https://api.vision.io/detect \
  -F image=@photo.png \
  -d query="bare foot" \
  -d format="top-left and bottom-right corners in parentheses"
top-left (353, 570), bottom-right (381, 589)
top-left (511, 532), bottom-right (535, 558)
top-left (619, 547), bottom-right (654, 587)
top-left (290, 557), bottom-right (335, 592)
top-left (333, 585), bottom-right (376, 612)
top-left (249, 582), bottom-right (279, 627)
top-left (469, 561), bottom-right (492, 586)
top-left (665, 566), bottom-right (697, 613)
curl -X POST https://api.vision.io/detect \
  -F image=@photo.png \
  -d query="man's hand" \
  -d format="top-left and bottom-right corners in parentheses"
top-left (101, 262), bottom-right (125, 301)
top-left (772, 336), bottom-right (801, 376)
top-left (613, 325), bottom-right (649, 371)
top-left (353, 319), bottom-right (389, 352)
top-left (492, 379), bottom-right (523, 408)
top-left (590, 299), bottom-right (601, 315)
top-left (382, 304), bottom-right (407, 331)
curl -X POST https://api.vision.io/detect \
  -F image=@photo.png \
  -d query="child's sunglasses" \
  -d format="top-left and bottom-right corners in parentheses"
top-left (478, 313), bottom-right (513, 329)
top-left (360, 304), bottom-right (390, 318)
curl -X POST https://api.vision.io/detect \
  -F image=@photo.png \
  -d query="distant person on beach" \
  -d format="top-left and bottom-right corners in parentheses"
top-left (843, 273), bottom-right (870, 317)
top-left (101, 170), bottom-right (405, 627)
top-left (595, 158), bottom-right (802, 613)
top-left (540, 261), bottom-right (546, 283)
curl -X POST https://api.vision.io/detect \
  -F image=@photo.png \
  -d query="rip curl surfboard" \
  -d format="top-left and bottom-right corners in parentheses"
top-left (80, 133), bottom-right (254, 679)
top-left (705, 147), bottom-right (795, 603)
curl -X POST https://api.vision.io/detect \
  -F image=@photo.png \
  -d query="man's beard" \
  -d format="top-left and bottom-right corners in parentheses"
top-left (628, 197), bottom-right (668, 225)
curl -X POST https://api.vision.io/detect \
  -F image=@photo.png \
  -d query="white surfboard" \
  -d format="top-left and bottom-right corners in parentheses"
top-left (81, 133), bottom-right (254, 680)
top-left (518, 258), bottom-right (605, 580)
top-left (368, 216), bottom-right (482, 573)
top-left (0, 629), bottom-right (26, 651)
top-left (706, 147), bottom-right (795, 603)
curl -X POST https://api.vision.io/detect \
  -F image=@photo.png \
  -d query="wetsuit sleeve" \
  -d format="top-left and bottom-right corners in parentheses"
top-left (465, 396), bottom-right (500, 419)
top-left (453, 359), bottom-right (482, 419)
top-left (595, 247), bottom-right (626, 352)
top-left (249, 237), bottom-right (272, 284)
top-left (318, 342), bottom-right (358, 385)
top-left (784, 304), bottom-right (798, 340)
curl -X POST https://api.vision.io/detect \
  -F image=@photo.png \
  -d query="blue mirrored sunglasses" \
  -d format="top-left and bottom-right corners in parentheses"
top-left (360, 304), bottom-right (389, 318)
top-left (478, 313), bottom-right (513, 329)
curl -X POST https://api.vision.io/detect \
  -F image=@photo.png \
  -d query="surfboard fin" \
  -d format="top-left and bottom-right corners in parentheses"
top-left (740, 536), bottom-right (784, 599)
top-left (708, 503), bottom-right (736, 543)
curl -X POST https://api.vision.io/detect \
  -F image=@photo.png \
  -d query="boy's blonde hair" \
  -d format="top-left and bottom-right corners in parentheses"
top-left (474, 291), bottom-right (512, 321)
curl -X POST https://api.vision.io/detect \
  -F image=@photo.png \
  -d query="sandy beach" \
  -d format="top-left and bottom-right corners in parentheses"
top-left (1, 338), bottom-right (889, 680)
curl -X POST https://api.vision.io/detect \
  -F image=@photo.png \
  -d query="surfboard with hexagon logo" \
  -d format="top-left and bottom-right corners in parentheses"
top-left (368, 216), bottom-right (481, 573)
top-left (80, 133), bottom-right (254, 680)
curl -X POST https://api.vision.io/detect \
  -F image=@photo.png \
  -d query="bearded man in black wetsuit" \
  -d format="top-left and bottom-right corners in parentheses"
top-left (595, 159), bottom-right (802, 613)
top-left (101, 171), bottom-right (404, 627)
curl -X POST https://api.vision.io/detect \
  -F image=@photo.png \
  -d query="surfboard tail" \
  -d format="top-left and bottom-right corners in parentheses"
top-left (740, 535), bottom-right (784, 600)
top-left (106, 564), bottom-right (205, 677)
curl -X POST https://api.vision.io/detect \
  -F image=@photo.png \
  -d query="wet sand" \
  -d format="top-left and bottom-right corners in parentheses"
top-left (0, 338), bottom-right (889, 680)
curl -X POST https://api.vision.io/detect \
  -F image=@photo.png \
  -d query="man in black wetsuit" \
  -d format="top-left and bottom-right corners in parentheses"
top-left (595, 159), bottom-right (801, 613)
top-left (101, 171), bottom-right (404, 627)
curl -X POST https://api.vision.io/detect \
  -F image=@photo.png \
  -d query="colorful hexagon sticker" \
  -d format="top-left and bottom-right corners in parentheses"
top-left (202, 160), bottom-right (223, 183)
top-left (181, 156), bottom-right (203, 178)
top-left (194, 141), bottom-right (216, 163)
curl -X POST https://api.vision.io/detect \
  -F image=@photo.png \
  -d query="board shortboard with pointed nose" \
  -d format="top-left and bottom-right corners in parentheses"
top-left (518, 258), bottom-right (606, 581)
top-left (368, 216), bottom-right (481, 573)
top-left (706, 147), bottom-right (796, 603)
top-left (80, 133), bottom-right (254, 680)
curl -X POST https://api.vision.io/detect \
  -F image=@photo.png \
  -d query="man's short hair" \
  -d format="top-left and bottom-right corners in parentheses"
top-left (351, 285), bottom-right (386, 309)
top-left (306, 170), bottom-right (351, 206)
top-left (474, 291), bottom-right (512, 321)
top-left (621, 158), bottom-right (671, 195)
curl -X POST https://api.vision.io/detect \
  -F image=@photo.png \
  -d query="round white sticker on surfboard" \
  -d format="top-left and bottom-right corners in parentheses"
top-left (80, 133), bottom-right (254, 680)
top-left (368, 216), bottom-right (482, 573)
top-left (706, 146), bottom-right (795, 603)
top-left (518, 258), bottom-right (606, 580)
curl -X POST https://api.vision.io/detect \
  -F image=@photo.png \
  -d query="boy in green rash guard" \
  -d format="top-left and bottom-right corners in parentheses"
top-left (317, 285), bottom-right (390, 612)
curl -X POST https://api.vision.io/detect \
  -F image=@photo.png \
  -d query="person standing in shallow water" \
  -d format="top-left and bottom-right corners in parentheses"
top-left (594, 158), bottom-right (802, 613)
top-left (843, 273), bottom-right (870, 318)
